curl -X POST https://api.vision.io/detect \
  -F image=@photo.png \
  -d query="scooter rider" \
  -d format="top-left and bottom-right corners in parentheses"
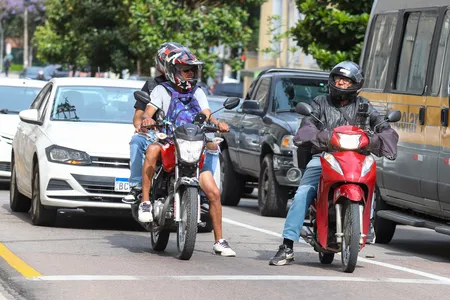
top-left (269, 61), bottom-right (399, 266)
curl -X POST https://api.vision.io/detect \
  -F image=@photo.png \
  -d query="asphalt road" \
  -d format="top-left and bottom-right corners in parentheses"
top-left (1, 188), bottom-right (450, 300)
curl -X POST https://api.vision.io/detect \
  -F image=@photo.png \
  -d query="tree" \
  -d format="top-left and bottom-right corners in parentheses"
top-left (129, 0), bottom-right (266, 79)
top-left (290, 0), bottom-right (372, 70)
top-left (34, 0), bottom-right (134, 75)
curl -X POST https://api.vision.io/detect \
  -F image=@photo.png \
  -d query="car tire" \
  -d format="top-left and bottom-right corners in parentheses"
top-left (374, 186), bottom-right (396, 244)
top-left (9, 158), bottom-right (31, 212)
top-left (258, 154), bottom-right (288, 217)
top-left (31, 164), bottom-right (57, 226)
top-left (219, 148), bottom-right (243, 206)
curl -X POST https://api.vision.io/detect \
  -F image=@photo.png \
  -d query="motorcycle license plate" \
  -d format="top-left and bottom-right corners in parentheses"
top-left (114, 177), bottom-right (130, 192)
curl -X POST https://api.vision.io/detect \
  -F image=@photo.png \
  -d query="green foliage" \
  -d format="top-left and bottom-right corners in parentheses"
top-left (290, 0), bottom-right (371, 70)
top-left (33, 0), bottom-right (266, 77)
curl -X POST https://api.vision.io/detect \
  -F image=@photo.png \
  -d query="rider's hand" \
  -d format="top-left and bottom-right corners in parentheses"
top-left (134, 125), bottom-right (148, 133)
top-left (142, 118), bottom-right (156, 127)
top-left (218, 121), bottom-right (229, 132)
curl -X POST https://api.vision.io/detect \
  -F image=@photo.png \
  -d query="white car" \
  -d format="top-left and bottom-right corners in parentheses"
top-left (0, 79), bottom-right (46, 183)
top-left (10, 77), bottom-right (145, 226)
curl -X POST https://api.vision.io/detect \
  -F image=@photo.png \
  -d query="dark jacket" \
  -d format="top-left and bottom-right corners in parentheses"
top-left (134, 75), bottom-right (166, 111)
top-left (294, 94), bottom-right (399, 159)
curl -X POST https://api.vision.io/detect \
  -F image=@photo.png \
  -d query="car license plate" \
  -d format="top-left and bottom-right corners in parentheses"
top-left (114, 178), bottom-right (130, 192)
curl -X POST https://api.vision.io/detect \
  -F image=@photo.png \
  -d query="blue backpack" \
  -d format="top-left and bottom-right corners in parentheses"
top-left (161, 82), bottom-right (202, 135)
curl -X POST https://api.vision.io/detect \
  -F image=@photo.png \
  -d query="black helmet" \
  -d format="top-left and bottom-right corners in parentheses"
top-left (328, 61), bottom-right (364, 103)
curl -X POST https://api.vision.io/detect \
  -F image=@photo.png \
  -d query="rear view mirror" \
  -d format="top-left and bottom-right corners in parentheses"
top-left (386, 110), bottom-right (401, 122)
top-left (223, 97), bottom-right (240, 110)
top-left (134, 91), bottom-right (150, 104)
top-left (194, 112), bottom-right (207, 124)
top-left (295, 102), bottom-right (313, 116)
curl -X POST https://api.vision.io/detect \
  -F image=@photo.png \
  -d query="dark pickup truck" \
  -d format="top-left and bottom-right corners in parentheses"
top-left (217, 68), bottom-right (329, 217)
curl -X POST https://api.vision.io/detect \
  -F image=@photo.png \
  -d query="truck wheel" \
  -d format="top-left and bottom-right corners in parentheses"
top-left (374, 186), bottom-right (396, 244)
top-left (219, 148), bottom-right (243, 206)
top-left (258, 154), bottom-right (288, 217)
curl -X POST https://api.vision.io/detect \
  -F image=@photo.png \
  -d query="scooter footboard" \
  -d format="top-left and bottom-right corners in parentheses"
top-left (333, 184), bottom-right (365, 204)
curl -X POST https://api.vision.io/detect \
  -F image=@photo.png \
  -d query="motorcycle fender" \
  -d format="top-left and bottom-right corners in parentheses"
top-left (333, 184), bottom-right (365, 204)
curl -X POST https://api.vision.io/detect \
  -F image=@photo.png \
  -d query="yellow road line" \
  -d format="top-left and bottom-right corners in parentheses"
top-left (0, 243), bottom-right (41, 278)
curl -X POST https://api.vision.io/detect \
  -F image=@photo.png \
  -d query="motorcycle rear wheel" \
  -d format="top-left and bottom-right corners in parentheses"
top-left (176, 187), bottom-right (199, 260)
top-left (151, 229), bottom-right (170, 251)
top-left (341, 201), bottom-right (360, 273)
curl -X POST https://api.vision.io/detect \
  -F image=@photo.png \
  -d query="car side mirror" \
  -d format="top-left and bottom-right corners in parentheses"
top-left (295, 102), bottom-right (313, 116)
top-left (386, 110), bottom-right (401, 122)
top-left (242, 100), bottom-right (264, 115)
top-left (19, 109), bottom-right (42, 125)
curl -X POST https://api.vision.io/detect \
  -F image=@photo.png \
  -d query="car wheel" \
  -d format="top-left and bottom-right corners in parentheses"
top-left (374, 186), bottom-right (396, 244)
top-left (9, 158), bottom-right (31, 212)
top-left (219, 148), bottom-right (243, 206)
top-left (258, 154), bottom-right (288, 217)
top-left (31, 164), bottom-right (57, 226)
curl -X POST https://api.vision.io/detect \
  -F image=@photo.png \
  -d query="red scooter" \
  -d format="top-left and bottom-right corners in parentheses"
top-left (294, 102), bottom-right (400, 273)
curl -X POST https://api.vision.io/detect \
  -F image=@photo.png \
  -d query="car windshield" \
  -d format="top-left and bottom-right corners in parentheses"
top-left (0, 86), bottom-right (42, 113)
top-left (273, 77), bottom-right (328, 111)
top-left (50, 86), bottom-right (137, 123)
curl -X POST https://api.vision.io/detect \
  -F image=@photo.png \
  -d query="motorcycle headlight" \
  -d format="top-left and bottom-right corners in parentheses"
top-left (322, 152), bottom-right (343, 175)
top-left (176, 139), bottom-right (204, 163)
top-left (45, 145), bottom-right (91, 165)
top-left (361, 155), bottom-right (375, 177)
top-left (337, 133), bottom-right (361, 150)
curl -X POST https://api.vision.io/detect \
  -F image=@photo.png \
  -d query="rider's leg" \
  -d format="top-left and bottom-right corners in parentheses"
top-left (269, 156), bottom-right (322, 266)
top-left (138, 143), bottom-right (161, 222)
top-left (199, 146), bottom-right (235, 257)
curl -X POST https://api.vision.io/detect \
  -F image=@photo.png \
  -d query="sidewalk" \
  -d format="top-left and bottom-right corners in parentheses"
top-left (0, 71), bottom-right (20, 79)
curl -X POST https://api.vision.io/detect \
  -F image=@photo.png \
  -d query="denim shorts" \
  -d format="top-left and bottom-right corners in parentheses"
top-left (200, 148), bottom-right (220, 174)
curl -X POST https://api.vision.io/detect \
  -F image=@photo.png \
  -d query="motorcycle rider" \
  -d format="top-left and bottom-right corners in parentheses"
top-left (269, 61), bottom-right (399, 266)
top-left (122, 43), bottom-right (172, 204)
top-left (140, 43), bottom-right (236, 257)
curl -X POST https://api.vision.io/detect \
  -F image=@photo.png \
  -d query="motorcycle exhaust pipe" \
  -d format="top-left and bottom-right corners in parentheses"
top-left (335, 203), bottom-right (343, 244)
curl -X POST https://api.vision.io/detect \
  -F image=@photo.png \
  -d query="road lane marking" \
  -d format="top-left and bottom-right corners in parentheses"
top-left (222, 217), bottom-right (450, 282)
top-left (28, 275), bottom-right (450, 284)
top-left (0, 243), bottom-right (41, 278)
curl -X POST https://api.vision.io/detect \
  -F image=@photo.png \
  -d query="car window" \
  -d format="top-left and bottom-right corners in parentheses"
top-left (273, 77), bottom-right (328, 111)
top-left (50, 86), bottom-right (137, 123)
top-left (0, 86), bottom-right (41, 113)
top-left (254, 78), bottom-right (271, 110)
top-left (30, 84), bottom-right (51, 110)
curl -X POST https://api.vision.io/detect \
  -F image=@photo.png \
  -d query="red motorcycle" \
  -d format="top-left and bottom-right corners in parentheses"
top-left (294, 102), bottom-right (400, 273)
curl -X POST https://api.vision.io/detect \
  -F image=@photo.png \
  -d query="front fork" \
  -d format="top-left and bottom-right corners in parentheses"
top-left (334, 203), bottom-right (365, 245)
top-left (173, 165), bottom-right (201, 223)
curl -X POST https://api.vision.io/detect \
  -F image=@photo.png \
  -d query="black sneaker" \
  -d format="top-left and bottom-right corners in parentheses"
top-left (122, 186), bottom-right (142, 204)
top-left (269, 244), bottom-right (294, 266)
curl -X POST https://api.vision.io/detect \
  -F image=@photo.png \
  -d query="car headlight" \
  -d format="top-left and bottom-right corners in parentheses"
top-left (322, 152), bottom-right (343, 175)
top-left (176, 139), bottom-right (204, 163)
top-left (361, 155), bottom-right (375, 177)
top-left (281, 135), bottom-right (295, 150)
top-left (45, 145), bottom-right (91, 165)
top-left (337, 133), bottom-right (361, 150)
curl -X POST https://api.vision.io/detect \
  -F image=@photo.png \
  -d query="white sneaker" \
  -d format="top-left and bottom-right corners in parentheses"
top-left (138, 201), bottom-right (153, 223)
top-left (213, 239), bottom-right (236, 257)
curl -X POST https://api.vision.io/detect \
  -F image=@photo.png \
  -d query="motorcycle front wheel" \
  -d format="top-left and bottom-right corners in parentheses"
top-left (176, 187), bottom-right (199, 260)
top-left (341, 201), bottom-right (360, 273)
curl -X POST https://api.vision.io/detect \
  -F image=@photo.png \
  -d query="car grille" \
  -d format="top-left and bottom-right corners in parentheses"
top-left (71, 174), bottom-right (128, 195)
top-left (0, 135), bottom-right (12, 146)
top-left (0, 162), bottom-right (11, 172)
top-left (90, 156), bottom-right (129, 169)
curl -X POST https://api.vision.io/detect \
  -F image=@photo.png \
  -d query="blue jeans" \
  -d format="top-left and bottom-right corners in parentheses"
top-left (129, 133), bottom-right (155, 188)
top-left (283, 156), bottom-right (322, 242)
top-left (200, 148), bottom-right (220, 174)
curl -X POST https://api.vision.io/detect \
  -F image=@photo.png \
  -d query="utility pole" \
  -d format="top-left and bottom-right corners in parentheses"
top-left (23, 5), bottom-right (28, 68)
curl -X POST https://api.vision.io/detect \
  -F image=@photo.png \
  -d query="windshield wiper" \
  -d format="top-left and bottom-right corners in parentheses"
top-left (0, 109), bottom-right (21, 114)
